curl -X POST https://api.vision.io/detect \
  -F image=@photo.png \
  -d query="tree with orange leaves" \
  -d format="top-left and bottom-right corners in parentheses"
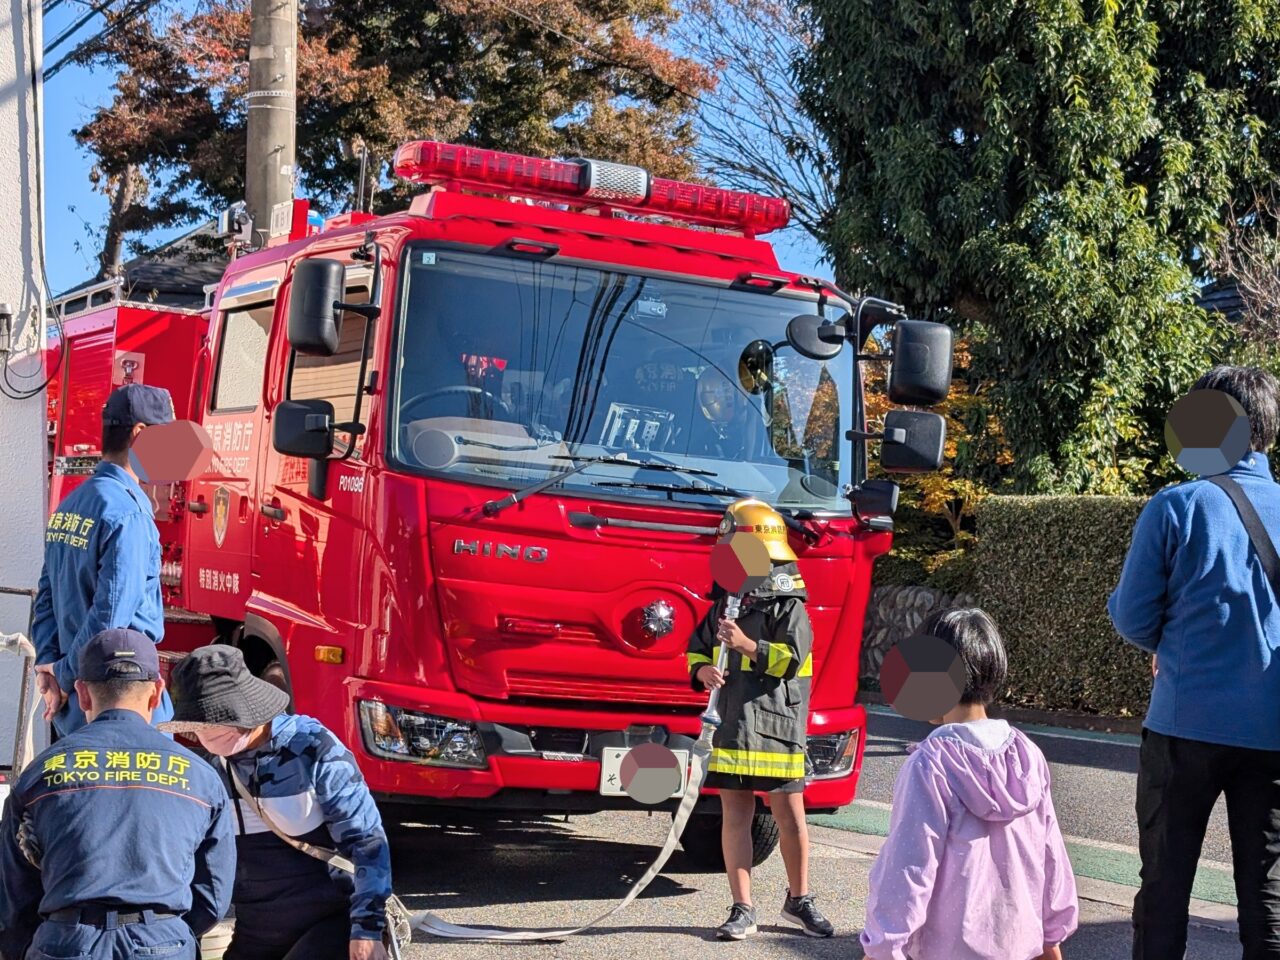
top-left (73, 0), bottom-right (712, 277)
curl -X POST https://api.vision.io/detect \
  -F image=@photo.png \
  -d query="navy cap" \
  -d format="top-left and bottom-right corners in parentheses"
top-left (102, 384), bottom-right (174, 429)
top-left (79, 628), bottom-right (161, 682)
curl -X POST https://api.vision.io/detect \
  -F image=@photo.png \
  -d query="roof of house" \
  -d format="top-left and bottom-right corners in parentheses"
top-left (1197, 278), bottom-right (1246, 322)
top-left (55, 222), bottom-right (228, 314)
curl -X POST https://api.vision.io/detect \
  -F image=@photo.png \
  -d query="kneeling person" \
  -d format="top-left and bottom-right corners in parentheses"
top-left (162, 646), bottom-right (393, 960)
top-left (687, 499), bottom-right (834, 941)
top-left (0, 629), bottom-right (235, 960)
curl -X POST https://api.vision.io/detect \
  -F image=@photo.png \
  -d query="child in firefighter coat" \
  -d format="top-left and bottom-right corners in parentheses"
top-left (687, 499), bottom-right (834, 941)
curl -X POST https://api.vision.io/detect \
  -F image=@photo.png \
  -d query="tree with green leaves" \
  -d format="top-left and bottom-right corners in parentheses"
top-left (74, 0), bottom-right (711, 277)
top-left (797, 0), bottom-right (1280, 494)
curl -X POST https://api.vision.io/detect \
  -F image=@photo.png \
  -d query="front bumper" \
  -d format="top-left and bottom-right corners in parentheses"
top-left (345, 677), bottom-right (866, 812)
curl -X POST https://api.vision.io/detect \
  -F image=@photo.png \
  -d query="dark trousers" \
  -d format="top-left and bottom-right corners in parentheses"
top-left (26, 913), bottom-right (195, 960)
top-left (1134, 729), bottom-right (1280, 959)
top-left (223, 906), bottom-right (348, 960)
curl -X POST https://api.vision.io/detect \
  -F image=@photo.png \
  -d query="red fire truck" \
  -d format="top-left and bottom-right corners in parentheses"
top-left (43, 142), bottom-right (952, 866)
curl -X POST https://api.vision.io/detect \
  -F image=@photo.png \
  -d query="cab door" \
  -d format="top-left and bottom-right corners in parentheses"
top-left (185, 273), bottom-right (283, 621)
top-left (250, 259), bottom-right (382, 715)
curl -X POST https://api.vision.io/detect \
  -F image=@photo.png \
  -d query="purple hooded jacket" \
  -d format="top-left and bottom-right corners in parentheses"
top-left (861, 720), bottom-right (1079, 960)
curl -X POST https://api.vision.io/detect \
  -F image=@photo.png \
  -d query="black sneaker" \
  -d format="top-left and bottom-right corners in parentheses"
top-left (781, 893), bottom-right (834, 937)
top-left (715, 902), bottom-right (757, 941)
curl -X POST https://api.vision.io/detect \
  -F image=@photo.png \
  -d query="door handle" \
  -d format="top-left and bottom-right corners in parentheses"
top-left (188, 500), bottom-right (209, 515)
top-left (260, 503), bottom-right (286, 522)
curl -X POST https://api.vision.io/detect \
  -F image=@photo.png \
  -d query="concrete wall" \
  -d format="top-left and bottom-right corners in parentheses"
top-left (0, 0), bottom-right (47, 767)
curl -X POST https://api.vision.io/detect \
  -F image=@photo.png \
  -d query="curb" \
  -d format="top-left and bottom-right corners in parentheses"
top-left (808, 824), bottom-right (1239, 938)
top-left (857, 689), bottom-right (1146, 736)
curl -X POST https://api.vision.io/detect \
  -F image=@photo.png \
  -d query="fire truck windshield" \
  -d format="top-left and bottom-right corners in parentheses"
top-left (391, 248), bottom-right (853, 512)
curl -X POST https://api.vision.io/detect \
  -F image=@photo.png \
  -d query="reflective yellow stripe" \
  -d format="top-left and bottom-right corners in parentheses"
top-left (687, 644), bottom-right (722, 673)
top-left (798, 653), bottom-right (813, 678)
top-left (741, 654), bottom-right (752, 672)
top-left (764, 643), bottom-right (794, 678)
top-left (710, 747), bottom-right (805, 779)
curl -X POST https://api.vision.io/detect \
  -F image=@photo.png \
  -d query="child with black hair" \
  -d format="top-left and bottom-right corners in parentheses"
top-left (861, 608), bottom-right (1079, 960)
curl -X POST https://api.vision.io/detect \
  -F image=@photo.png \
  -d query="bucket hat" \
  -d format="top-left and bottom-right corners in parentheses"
top-left (159, 644), bottom-right (290, 735)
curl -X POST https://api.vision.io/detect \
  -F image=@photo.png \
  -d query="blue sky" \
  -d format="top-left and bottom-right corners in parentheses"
top-left (40, 5), bottom-right (831, 296)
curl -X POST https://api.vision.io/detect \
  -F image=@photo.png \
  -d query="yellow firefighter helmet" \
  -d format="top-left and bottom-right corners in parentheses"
top-left (716, 498), bottom-right (796, 563)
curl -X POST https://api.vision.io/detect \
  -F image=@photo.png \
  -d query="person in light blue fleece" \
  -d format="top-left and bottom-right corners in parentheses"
top-left (1109, 365), bottom-right (1280, 960)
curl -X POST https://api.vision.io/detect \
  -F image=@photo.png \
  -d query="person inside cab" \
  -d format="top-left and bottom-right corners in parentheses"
top-left (161, 646), bottom-right (393, 960)
top-left (686, 499), bottom-right (834, 941)
top-left (685, 366), bottom-right (765, 462)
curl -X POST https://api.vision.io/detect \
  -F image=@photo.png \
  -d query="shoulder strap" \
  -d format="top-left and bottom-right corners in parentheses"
top-left (221, 758), bottom-right (356, 875)
top-left (1208, 475), bottom-right (1280, 600)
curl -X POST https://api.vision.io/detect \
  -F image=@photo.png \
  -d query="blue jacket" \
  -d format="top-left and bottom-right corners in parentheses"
top-left (33, 461), bottom-right (172, 734)
top-left (1109, 453), bottom-right (1280, 750)
top-left (0, 710), bottom-right (236, 958)
top-left (223, 714), bottom-right (392, 941)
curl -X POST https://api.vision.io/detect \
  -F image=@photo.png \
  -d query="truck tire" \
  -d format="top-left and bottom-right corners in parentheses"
top-left (678, 812), bottom-right (779, 871)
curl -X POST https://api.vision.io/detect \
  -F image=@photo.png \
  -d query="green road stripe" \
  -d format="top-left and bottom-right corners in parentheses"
top-left (812, 803), bottom-right (889, 838)
top-left (812, 804), bottom-right (1238, 907)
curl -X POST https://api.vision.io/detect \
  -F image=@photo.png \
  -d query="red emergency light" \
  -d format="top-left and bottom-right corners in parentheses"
top-left (393, 140), bottom-right (791, 236)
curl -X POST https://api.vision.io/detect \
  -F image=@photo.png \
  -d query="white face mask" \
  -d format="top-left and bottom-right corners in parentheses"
top-left (196, 725), bottom-right (256, 757)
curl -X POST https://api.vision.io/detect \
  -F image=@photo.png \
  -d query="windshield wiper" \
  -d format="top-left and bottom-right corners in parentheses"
top-left (456, 436), bottom-right (553, 453)
top-left (548, 455), bottom-right (717, 476)
top-left (482, 455), bottom-right (718, 517)
top-left (592, 480), bottom-right (747, 502)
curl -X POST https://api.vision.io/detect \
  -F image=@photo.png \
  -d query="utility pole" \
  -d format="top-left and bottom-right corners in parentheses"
top-left (245, 0), bottom-right (297, 247)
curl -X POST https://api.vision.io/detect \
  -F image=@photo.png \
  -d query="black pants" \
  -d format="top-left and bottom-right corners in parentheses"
top-left (1134, 729), bottom-right (1280, 959)
top-left (224, 906), bottom-right (349, 960)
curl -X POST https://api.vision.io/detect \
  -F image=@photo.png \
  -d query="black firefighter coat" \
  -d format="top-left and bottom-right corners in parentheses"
top-left (687, 562), bottom-right (813, 781)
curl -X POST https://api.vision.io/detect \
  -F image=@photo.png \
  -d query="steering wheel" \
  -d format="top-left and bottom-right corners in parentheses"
top-left (400, 385), bottom-right (513, 421)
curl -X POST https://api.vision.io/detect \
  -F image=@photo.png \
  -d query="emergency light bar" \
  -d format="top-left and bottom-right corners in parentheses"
top-left (393, 140), bottom-right (792, 236)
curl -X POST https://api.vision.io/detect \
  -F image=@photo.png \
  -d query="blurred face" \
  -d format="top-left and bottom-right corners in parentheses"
top-left (196, 725), bottom-right (256, 757)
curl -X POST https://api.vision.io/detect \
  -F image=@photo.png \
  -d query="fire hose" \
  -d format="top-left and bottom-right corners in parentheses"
top-left (408, 594), bottom-right (742, 943)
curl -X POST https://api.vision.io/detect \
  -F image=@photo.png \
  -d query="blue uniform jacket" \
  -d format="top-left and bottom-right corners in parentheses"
top-left (33, 461), bottom-right (173, 734)
top-left (224, 714), bottom-right (392, 940)
top-left (0, 710), bottom-right (235, 958)
top-left (1109, 453), bottom-right (1280, 750)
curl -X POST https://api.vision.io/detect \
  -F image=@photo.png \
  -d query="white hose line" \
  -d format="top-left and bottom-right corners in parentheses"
top-left (413, 725), bottom-right (716, 941)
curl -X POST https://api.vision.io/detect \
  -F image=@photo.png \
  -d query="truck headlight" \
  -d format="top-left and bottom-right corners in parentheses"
top-left (358, 701), bottom-right (488, 769)
top-left (806, 730), bottom-right (857, 780)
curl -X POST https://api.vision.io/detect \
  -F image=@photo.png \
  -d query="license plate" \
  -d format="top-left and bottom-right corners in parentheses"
top-left (598, 746), bottom-right (690, 798)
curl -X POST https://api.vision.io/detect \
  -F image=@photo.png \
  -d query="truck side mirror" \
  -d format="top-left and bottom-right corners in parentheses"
top-left (273, 399), bottom-right (335, 459)
top-left (785, 314), bottom-right (845, 361)
top-left (879, 410), bottom-right (946, 473)
top-left (888, 320), bottom-right (953, 405)
top-left (288, 258), bottom-right (345, 356)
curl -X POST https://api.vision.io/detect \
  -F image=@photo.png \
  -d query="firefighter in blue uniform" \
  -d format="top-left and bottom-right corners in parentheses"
top-left (162, 646), bottom-right (393, 960)
top-left (0, 629), bottom-right (235, 960)
top-left (33, 384), bottom-right (176, 736)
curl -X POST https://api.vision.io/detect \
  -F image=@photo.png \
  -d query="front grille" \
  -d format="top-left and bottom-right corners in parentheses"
top-left (526, 727), bottom-right (590, 755)
top-left (506, 673), bottom-right (705, 707)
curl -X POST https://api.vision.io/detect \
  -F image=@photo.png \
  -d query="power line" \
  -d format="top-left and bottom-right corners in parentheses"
top-left (44, 0), bottom-right (116, 56)
top-left (43, 0), bottom-right (163, 80)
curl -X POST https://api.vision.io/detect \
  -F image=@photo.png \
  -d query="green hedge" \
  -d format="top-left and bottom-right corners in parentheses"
top-left (976, 495), bottom-right (1151, 716)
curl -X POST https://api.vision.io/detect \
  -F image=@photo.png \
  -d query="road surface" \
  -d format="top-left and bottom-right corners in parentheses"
top-left (387, 708), bottom-right (1241, 959)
